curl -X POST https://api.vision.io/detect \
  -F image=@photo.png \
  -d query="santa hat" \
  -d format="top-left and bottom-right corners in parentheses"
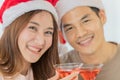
top-left (55, 0), bottom-right (104, 20)
top-left (0, 0), bottom-right (58, 30)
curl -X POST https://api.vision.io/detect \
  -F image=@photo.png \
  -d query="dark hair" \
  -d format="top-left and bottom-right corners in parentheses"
top-left (89, 7), bottom-right (100, 17)
top-left (0, 10), bottom-right (59, 80)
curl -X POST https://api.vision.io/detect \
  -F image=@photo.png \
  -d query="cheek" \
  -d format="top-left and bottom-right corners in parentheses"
top-left (18, 34), bottom-right (25, 49)
top-left (45, 37), bottom-right (53, 49)
top-left (89, 21), bottom-right (102, 31)
top-left (66, 33), bottom-right (75, 43)
top-left (18, 35), bottom-right (27, 55)
top-left (91, 24), bottom-right (103, 37)
top-left (18, 30), bottom-right (32, 52)
top-left (18, 32), bottom-right (29, 45)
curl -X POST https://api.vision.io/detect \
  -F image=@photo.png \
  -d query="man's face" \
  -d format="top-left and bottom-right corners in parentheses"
top-left (62, 6), bottom-right (106, 55)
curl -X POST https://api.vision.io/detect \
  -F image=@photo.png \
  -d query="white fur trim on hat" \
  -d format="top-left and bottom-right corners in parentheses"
top-left (2, 0), bottom-right (58, 30)
top-left (55, 0), bottom-right (104, 20)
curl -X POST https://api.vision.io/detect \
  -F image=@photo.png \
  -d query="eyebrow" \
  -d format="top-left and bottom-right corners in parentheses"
top-left (29, 21), bottom-right (40, 26)
top-left (63, 23), bottom-right (71, 29)
top-left (29, 21), bottom-right (54, 30)
top-left (63, 14), bottom-right (90, 28)
top-left (80, 14), bottom-right (90, 21)
top-left (47, 27), bottom-right (54, 30)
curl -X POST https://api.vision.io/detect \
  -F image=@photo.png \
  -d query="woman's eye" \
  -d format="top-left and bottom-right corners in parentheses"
top-left (28, 26), bottom-right (37, 31)
top-left (45, 31), bottom-right (53, 36)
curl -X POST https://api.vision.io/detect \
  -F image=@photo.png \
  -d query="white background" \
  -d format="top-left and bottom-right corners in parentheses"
top-left (102, 0), bottom-right (120, 43)
top-left (0, 0), bottom-right (120, 51)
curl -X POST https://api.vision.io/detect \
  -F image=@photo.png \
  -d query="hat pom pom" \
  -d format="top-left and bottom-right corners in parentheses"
top-left (46, 0), bottom-right (58, 6)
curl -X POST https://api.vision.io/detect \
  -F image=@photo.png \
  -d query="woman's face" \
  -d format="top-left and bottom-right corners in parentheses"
top-left (18, 11), bottom-right (54, 63)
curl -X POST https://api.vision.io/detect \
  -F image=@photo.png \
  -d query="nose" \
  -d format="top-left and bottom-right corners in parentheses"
top-left (76, 24), bottom-right (88, 38)
top-left (34, 33), bottom-right (45, 46)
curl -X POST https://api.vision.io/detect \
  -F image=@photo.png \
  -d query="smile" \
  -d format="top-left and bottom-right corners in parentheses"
top-left (77, 34), bottom-right (94, 46)
top-left (28, 46), bottom-right (42, 54)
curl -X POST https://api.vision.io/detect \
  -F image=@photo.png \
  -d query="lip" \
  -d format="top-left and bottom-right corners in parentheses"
top-left (27, 46), bottom-right (42, 54)
top-left (77, 34), bottom-right (94, 47)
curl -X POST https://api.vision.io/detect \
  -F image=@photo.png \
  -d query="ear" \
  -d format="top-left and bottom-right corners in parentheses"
top-left (99, 10), bottom-right (106, 24)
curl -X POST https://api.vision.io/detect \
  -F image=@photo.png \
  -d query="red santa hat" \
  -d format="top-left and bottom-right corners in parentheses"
top-left (0, 0), bottom-right (58, 30)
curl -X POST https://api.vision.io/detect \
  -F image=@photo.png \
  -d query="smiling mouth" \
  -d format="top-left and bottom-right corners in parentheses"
top-left (77, 34), bottom-right (94, 46)
top-left (28, 46), bottom-right (42, 54)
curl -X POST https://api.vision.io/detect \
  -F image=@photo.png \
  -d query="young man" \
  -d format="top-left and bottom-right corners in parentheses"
top-left (55, 0), bottom-right (120, 80)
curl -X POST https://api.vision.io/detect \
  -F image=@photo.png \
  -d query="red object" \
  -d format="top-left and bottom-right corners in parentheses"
top-left (0, 0), bottom-right (29, 23)
top-left (59, 31), bottom-right (66, 44)
top-left (56, 67), bottom-right (79, 79)
top-left (46, 0), bottom-right (58, 6)
top-left (80, 68), bottom-right (101, 80)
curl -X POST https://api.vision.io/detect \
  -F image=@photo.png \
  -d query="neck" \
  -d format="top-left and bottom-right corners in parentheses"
top-left (79, 42), bottom-right (117, 64)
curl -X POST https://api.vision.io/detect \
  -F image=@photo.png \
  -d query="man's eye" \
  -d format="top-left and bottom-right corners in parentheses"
top-left (29, 26), bottom-right (37, 31)
top-left (65, 27), bottom-right (73, 32)
top-left (83, 20), bottom-right (90, 23)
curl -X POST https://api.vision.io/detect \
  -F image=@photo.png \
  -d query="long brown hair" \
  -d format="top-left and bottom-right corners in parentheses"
top-left (0, 10), bottom-right (59, 80)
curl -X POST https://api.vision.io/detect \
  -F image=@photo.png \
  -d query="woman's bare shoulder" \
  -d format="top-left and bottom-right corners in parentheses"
top-left (0, 71), bottom-right (2, 75)
top-left (0, 71), bottom-right (3, 78)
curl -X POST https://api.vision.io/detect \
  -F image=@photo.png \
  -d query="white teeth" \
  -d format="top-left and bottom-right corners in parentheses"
top-left (80, 38), bottom-right (92, 45)
top-left (77, 34), bottom-right (94, 46)
top-left (28, 46), bottom-right (40, 52)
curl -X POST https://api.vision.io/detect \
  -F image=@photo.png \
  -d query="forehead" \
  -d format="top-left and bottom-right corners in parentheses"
top-left (61, 6), bottom-right (95, 23)
top-left (62, 6), bottom-right (93, 18)
top-left (32, 11), bottom-right (52, 19)
top-left (30, 11), bottom-right (53, 22)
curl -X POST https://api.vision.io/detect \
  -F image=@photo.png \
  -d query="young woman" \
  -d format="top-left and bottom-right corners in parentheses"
top-left (0, 0), bottom-right (59, 80)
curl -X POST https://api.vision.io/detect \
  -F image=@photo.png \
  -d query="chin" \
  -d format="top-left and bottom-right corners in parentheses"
top-left (27, 58), bottom-right (40, 63)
